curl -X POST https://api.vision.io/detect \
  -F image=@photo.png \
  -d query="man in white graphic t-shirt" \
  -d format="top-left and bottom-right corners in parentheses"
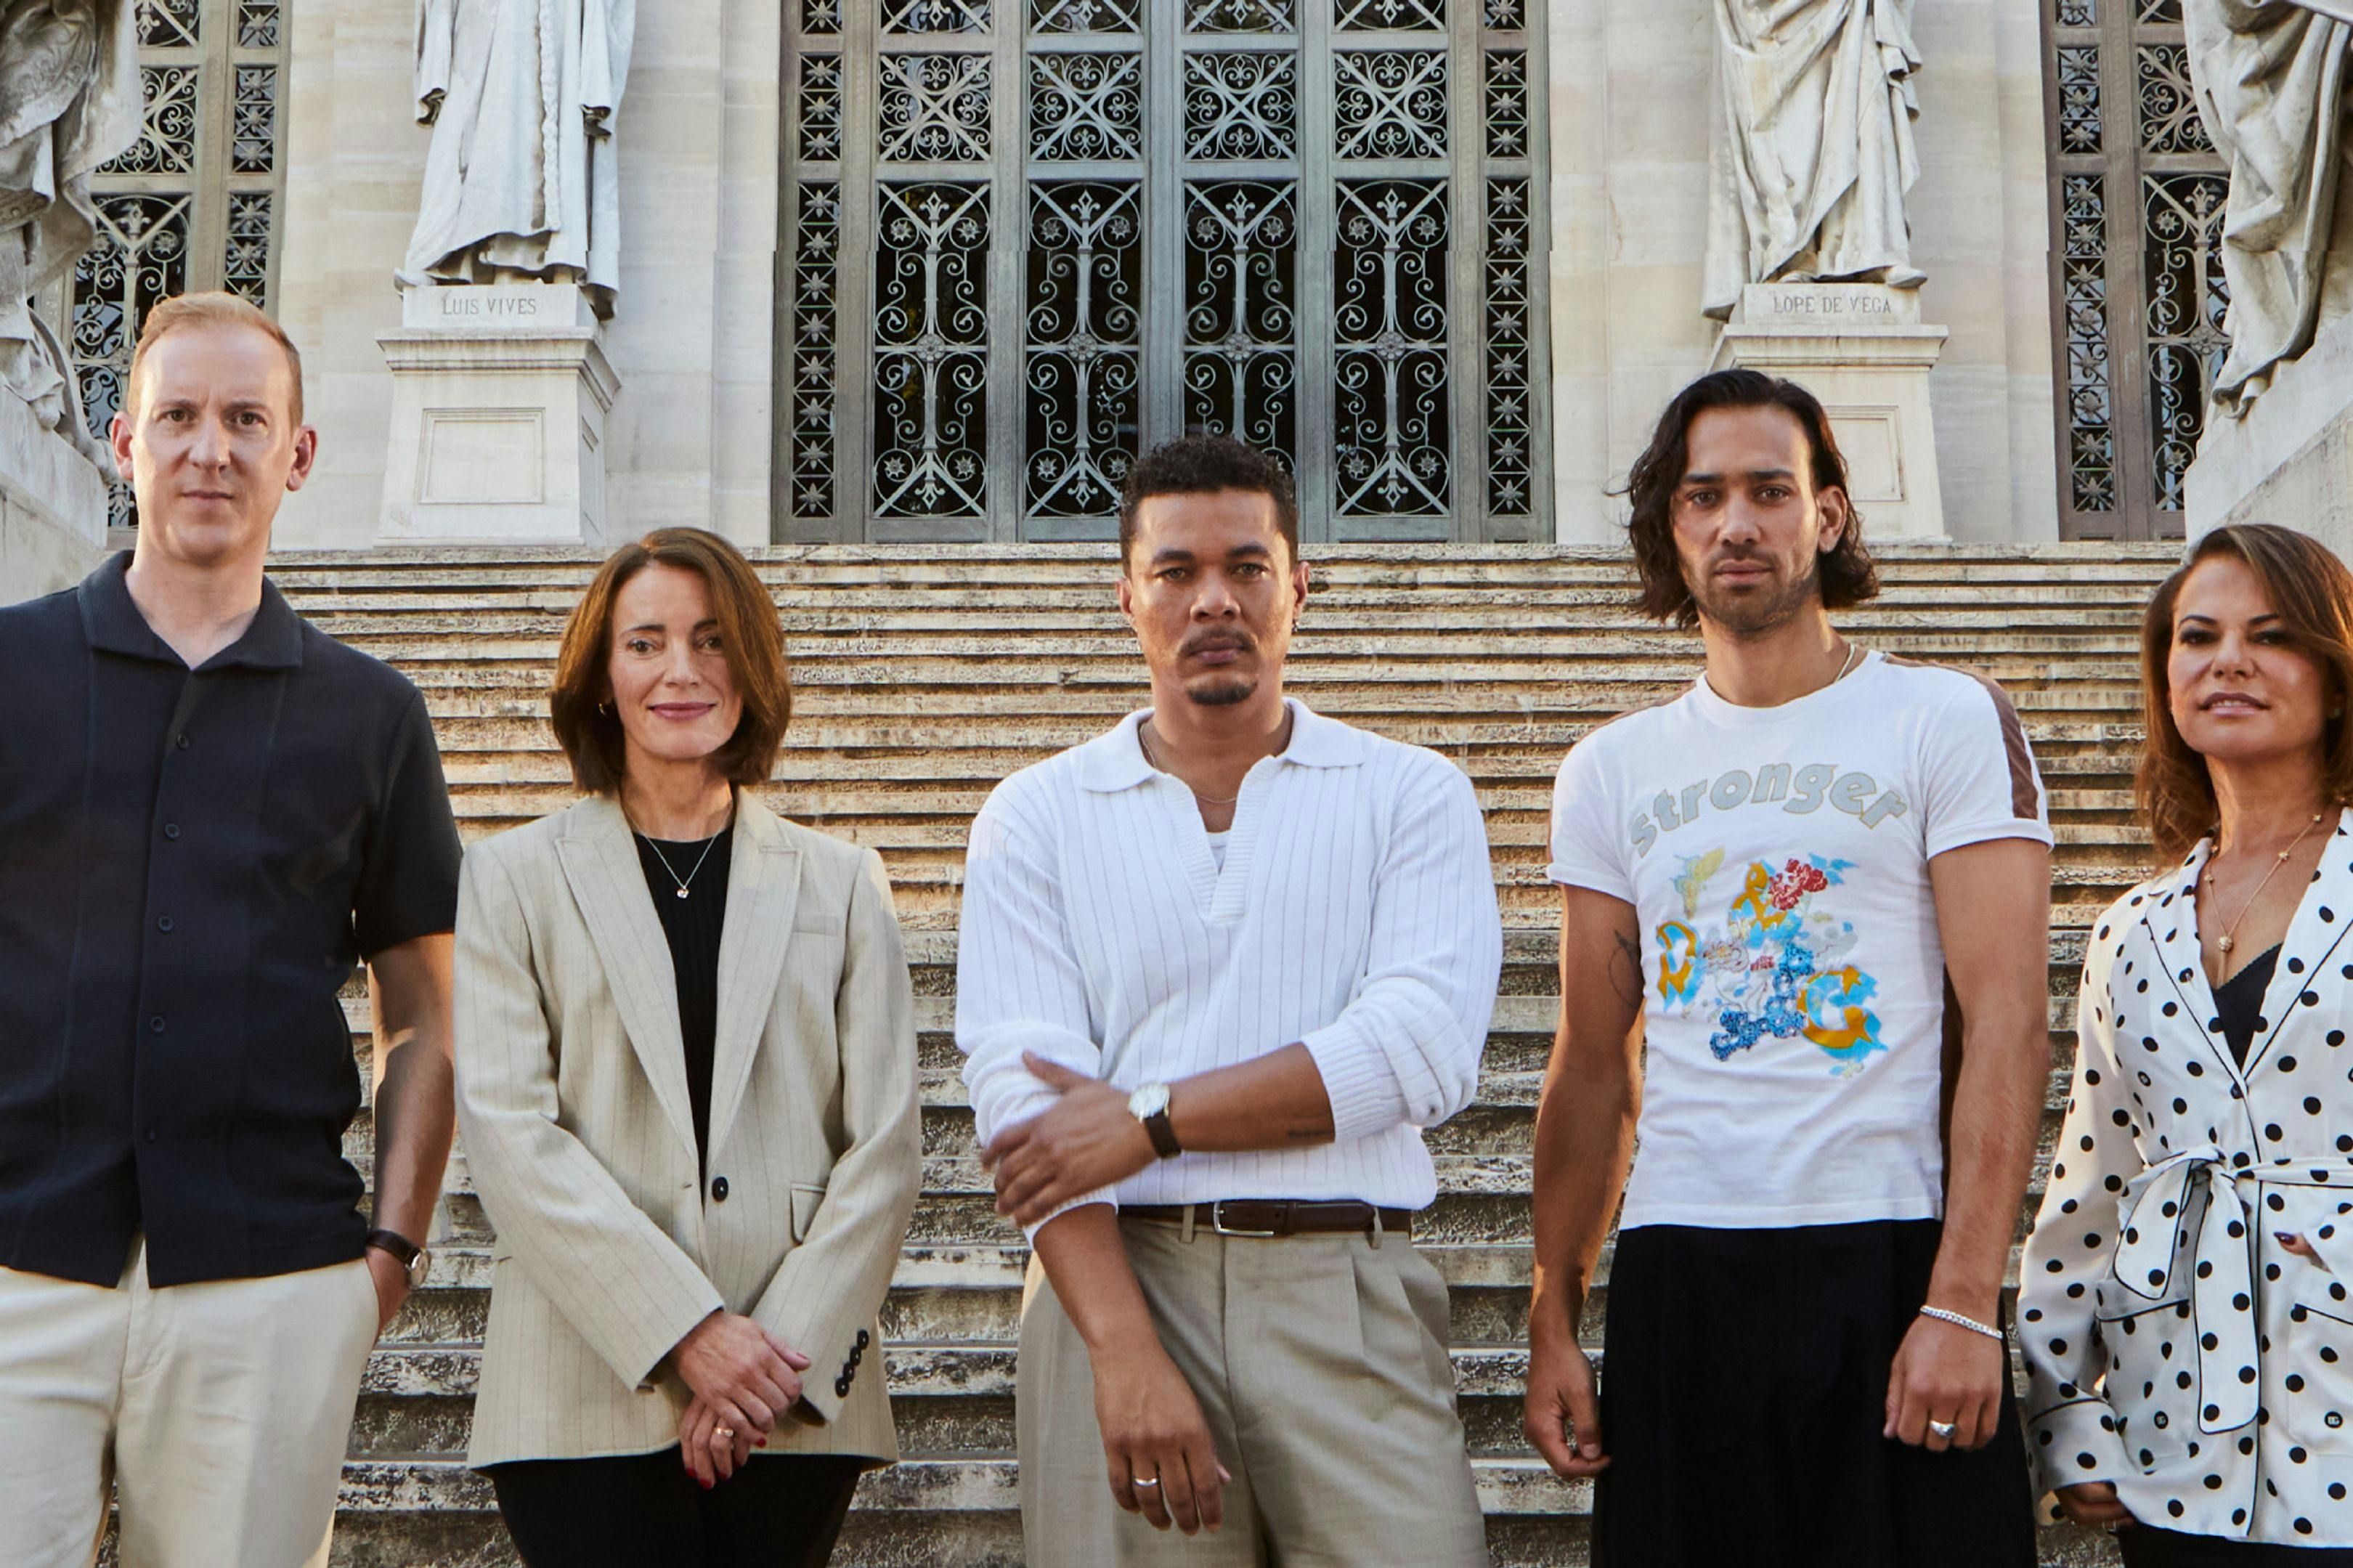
top-left (1524, 368), bottom-right (2052, 1567)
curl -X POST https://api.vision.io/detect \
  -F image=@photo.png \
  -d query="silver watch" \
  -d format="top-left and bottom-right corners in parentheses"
top-left (1128, 1082), bottom-right (1181, 1158)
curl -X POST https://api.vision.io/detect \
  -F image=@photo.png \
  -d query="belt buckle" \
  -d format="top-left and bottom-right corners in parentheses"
top-left (1207, 1200), bottom-right (1281, 1238)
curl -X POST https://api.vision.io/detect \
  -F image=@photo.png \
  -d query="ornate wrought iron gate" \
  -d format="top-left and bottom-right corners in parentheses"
top-left (2042, 0), bottom-right (2227, 540)
top-left (779, 0), bottom-right (1551, 543)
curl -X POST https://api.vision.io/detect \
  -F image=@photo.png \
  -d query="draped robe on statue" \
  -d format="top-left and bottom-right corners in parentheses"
top-left (2183, 0), bottom-right (2353, 416)
top-left (401, 0), bottom-right (635, 318)
top-left (0, 0), bottom-right (132, 455)
top-left (1702, 0), bottom-right (1925, 320)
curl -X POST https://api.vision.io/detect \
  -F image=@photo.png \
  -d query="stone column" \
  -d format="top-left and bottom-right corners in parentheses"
top-left (0, 384), bottom-right (110, 605)
top-left (376, 283), bottom-right (619, 545)
top-left (1708, 282), bottom-right (1951, 540)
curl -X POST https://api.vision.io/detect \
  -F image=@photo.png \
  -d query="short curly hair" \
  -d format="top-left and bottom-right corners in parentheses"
top-left (1620, 368), bottom-right (1879, 628)
top-left (1118, 434), bottom-right (1299, 572)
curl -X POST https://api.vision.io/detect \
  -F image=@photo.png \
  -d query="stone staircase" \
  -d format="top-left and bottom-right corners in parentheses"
top-left (268, 541), bottom-right (2184, 1568)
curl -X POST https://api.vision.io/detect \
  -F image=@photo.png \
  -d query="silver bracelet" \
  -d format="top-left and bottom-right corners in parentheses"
top-left (1918, 1306), bottom-right (2004, 1342)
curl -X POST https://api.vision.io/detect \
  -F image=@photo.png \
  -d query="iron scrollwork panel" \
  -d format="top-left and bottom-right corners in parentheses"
top-left (1333, 49), bottom-right (1448, 161)
top-left (871, 182), bottom-right (992, 520)
top-left (1184, 52), bottom-right (1298, 161)
top-left (793, 182), bottom-right (842, 521)
top-left (72, 193), bottom-right (193, 527)
top-left (2057, 44), bottom-right (2100, 155)
top-left (1185, 0), bottom-right (1297, 34)
top-left (104, 65), bottom-right (199, 176)
top-left (1184, 180), bottom-right (1299, 468)
top-left (882, 0), bottom-right (992, 33)
top-left (1484, 50), bottom-right (1527, 160)
top-left (1032, 0), bottom-right (1141, 30)
top-left (2061, 174), bottom-right (2115, 513)
top-left (1336, 0), bottom-right (1445, 29)
top-left (799, 54), bottom-right (844, 163)
top-left (2142, 172), bottom-right (2229, 511)
top-left (222, 190), bottom-right (270, 306)
top-left (1025, 182), bottom-right (1143, 518)
top-left (137, 0), bottom-right (201, 47)
top-left (2136, 43), bottom-right (2211, 155)
top-left (232, 64), bottom-right (275, 174)
top-left (1028, 51), bottom-right (1144, 162)
top-left (1485, 179), bottom-right (1531, 516)
top-left (878, 53), bottom-right (993, 163)
top-left (1333, 179), bottom-right (1450, 517)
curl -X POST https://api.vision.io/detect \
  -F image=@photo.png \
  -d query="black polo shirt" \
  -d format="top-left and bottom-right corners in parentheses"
top-left (0, 555), bottom-right (461, 1288)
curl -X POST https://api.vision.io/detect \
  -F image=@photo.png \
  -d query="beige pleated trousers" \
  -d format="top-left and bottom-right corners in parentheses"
top-left (0, 1240), bottom-right (380, 1568)
top-left (1017, 1214), bottom-right (1491, 1568)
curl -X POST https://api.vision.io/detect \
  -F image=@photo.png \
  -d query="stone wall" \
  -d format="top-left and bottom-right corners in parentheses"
top-left (0, 386), bottom-right (109, 606)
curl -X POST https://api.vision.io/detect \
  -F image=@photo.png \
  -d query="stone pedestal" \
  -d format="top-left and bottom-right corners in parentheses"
top-left (377, 284), bottom-right (619, 545)
top-left (0, 383), bottom-right (110, 605)
top-left (2185, 307), bottom-right (2353, 556)
top-left (1709, 283), bottom-right (1951, 540)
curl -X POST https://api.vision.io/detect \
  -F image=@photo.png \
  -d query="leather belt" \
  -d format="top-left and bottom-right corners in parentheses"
top-left (1118, 1199), bottom-right (1413, 1239)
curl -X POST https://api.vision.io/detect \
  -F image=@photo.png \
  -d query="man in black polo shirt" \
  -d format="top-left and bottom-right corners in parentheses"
top-left (0, 293), bottom-right (463, 1568)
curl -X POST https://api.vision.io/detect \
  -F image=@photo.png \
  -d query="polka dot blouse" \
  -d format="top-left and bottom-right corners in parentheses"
top-left (2020, 818), bottom-right (2353, 1546)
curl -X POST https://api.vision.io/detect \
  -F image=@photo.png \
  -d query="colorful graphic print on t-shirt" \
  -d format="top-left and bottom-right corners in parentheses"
top-left (1654, 846), bottom-right (1884, 1075)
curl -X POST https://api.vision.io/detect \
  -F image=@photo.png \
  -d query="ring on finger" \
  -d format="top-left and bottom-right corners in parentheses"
top-left (715, 1426), bottom-right (736, 1441)
top-left (1926, 1418), bottom-right (1957, 1441)
top-left (1130, 1476), bottom-right (1161, 1490)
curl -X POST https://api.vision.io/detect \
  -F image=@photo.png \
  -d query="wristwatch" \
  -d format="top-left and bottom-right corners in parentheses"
top-left (1127, 1083), bottom-right (1182, 1160)
top-left (365, 1227), bottom-right (432, 1290)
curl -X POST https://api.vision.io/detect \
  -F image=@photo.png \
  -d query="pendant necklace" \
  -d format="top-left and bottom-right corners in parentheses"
top-left (2206, 809), bottom-right (2329, 958)
top-left (638, 828), bottom-right (723, 900)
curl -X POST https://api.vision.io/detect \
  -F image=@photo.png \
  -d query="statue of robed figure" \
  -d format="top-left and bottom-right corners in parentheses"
top-left (0, 0), bottom-right (134, 458)
top-left (2182, 0), bottom-right (2353, 417)
top-left (401, 0), bottom-right (636, 318)
top-left (1703, 0), bottom-right (1926, 320)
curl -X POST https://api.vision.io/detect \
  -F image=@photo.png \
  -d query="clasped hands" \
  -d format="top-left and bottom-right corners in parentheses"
top-left (667, 1309), bottom-right (812, 1488)
top-left (983, 1052), bottom-right (1161, 1227)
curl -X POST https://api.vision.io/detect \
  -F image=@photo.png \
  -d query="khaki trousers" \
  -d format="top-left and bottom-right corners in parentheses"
top-left (0, 1240), bottom-right (379, 1568)
top-left (1018, 1214), bottom-right (1490, 1568)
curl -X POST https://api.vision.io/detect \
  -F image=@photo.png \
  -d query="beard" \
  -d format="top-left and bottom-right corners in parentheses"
top-left (1688, 551), bottom-right (1821, 638)
top-left (1184, 673), bottom-right (1257, 706)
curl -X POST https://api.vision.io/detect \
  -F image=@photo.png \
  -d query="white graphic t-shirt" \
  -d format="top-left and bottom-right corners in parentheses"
top-left (1546, 651), bottom-right (2052, 1230)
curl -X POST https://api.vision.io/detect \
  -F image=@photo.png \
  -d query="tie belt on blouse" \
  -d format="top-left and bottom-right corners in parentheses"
top-left (2112, 1146), bottom-right (2353, 1434)
top-left (1119, 1200), bottom-right (1414, 1239)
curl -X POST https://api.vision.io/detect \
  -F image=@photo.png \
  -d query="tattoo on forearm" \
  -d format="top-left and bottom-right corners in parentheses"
top-left (1607, 930), bottom-right (1644, 1008)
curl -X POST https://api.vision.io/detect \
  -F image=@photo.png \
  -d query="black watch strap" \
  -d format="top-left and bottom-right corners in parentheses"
top-left (1141, 1106), bottom-right (1182, 1160)
top-left (365, 1227), bottom-right (421, 1267)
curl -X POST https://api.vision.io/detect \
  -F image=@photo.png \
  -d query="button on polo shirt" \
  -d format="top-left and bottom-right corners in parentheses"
top-left (0, 556), bottom-right (463, 1288)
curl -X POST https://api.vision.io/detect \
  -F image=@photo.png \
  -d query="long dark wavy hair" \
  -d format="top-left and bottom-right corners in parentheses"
top-left (2136, 524), bottom-right (2353, 864)
top-left (1619, 368), bottom-right (1880, 628)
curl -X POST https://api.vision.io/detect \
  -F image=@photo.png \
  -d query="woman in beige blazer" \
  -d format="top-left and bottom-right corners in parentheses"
top-left (452, 528), bottom-right (919, 1567)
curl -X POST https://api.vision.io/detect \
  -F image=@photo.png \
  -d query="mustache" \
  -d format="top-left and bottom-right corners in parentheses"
top-left (1181, 629), bottom-right (1255, 657)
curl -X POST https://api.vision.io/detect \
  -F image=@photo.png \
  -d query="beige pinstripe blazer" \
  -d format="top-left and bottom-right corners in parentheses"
top-left (452, 792), bottom-right (919, 1468)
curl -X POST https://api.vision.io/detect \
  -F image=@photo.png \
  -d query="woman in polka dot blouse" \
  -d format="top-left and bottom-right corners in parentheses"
top-left (2021, 524), bottom-right (2353, 1564)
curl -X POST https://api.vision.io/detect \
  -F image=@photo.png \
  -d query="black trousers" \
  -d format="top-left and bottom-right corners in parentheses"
top-left (1592, 1219), bottom-right (2039, 1568)
top-left (2121, 1527), bottom-right (2353, 1567)
top-left (486, 1447), bottom-right (864, 1568)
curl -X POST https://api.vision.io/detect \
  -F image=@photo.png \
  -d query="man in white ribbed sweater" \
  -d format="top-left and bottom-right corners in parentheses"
top-left (955, 435), bottom-right (1503, 1567)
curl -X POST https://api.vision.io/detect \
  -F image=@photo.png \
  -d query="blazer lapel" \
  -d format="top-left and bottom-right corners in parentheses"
top-left (705, 795), bottom-right (801, 1166)
top-left (2243, 808), bottom-right (2353, 1076)
top-left (556, 796), bottom-right (701, 1161)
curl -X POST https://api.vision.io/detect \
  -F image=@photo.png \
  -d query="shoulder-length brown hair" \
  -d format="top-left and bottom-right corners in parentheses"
top-left (1620, 367), bottom-right (1880, 628)
top-left (2136, 523), bottom-right (2353, 864)
top-left (549, 528), bottom-right (792, 795)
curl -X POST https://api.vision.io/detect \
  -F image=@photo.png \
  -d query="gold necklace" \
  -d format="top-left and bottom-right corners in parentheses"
top-left (2205, 810), bottom-right (2329, 957)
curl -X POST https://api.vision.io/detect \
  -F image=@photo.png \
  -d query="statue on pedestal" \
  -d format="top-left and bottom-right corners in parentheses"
top-left (0, 0), bottom-right (133, 456)
top-left (401, 0), bottom-right (636, 319)
top-left (1702, 0), bottom-right (1925, 320)
top-left (2182, 0), bottom-right (2353, 417)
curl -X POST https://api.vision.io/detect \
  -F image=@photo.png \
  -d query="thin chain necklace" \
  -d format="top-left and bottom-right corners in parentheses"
top-left (1139, 720), bottom-right (1264, 806)
top-left (635, 825), bottom-right (724, 900)
top-left (2204, 809), bottom-right (2330, 959)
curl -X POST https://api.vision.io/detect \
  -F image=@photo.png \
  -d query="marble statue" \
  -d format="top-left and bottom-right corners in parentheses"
top-left (402, 0), bottom-right (635, 318)
top-left (1702, 0), bottom-right (1925, 320)
top-left (2182, 0), bottom-right (2353, 417)
top-left (0, 0), bottom-right (133, 455)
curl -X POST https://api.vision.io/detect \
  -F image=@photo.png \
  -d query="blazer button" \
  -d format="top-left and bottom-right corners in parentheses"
top-left (856, 1328), bottom-right (870, 1349)
top-left (710, 1176), bottom-right (729, 1202)
top-left (835, 1376), bottom-right (850, 1398)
